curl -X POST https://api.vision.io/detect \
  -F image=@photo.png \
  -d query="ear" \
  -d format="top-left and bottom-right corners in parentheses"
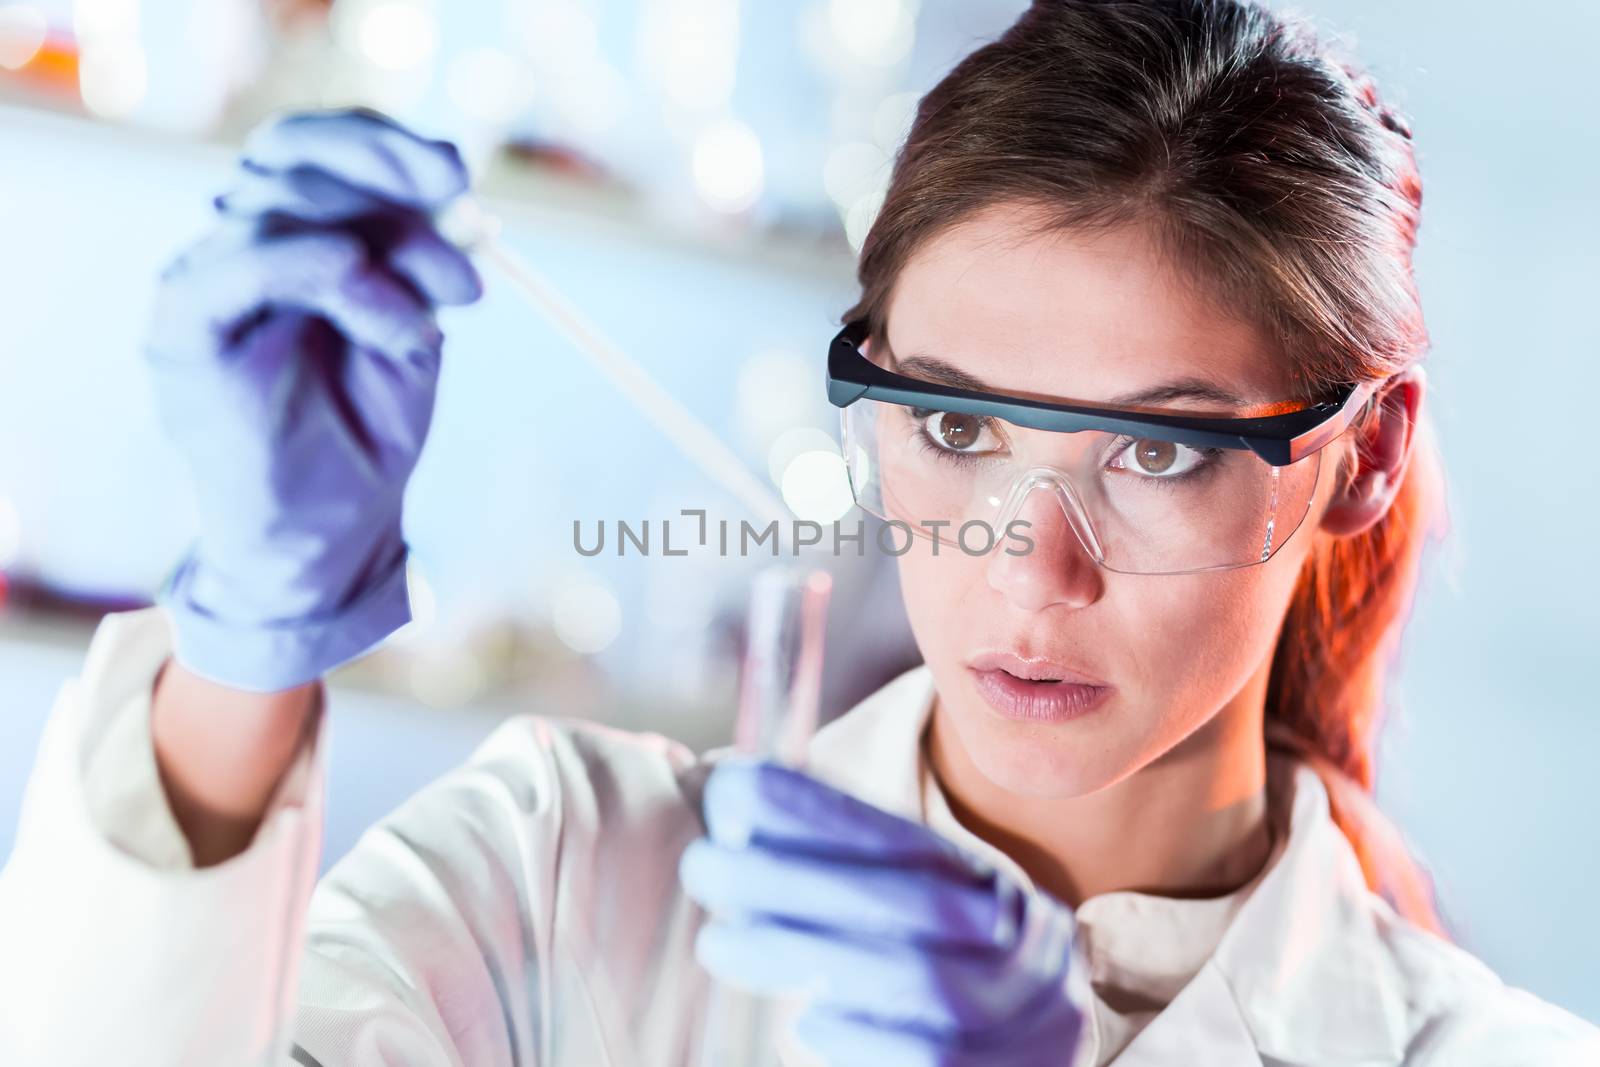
top-left (1319, 367), bottom-right (1426, 538)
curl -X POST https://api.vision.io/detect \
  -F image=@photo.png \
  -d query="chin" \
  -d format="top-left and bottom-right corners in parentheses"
top-left (940, 678), bottom-right (1133, 799)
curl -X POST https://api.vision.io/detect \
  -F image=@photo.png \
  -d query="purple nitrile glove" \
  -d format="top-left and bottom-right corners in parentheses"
top-left (680, 756), bottom-right (1088, 1066)
top-left (145, 108), bottom-right (483, 691)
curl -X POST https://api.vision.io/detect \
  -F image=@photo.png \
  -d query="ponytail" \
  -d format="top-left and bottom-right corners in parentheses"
top-left (1265, 409), bottom-right (1452, 936)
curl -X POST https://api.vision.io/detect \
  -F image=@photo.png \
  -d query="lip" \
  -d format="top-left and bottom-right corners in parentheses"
top-left (966, 651), bottom-right (1113, 724)
top-left (967, 651), bottom-right (1109, 686)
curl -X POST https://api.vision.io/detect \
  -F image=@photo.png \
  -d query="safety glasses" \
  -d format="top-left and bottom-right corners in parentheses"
top-left (824, 319), bottom-right (1383, 575)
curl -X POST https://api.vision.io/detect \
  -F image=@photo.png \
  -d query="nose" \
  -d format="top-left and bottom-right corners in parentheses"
top-left (985, 474), bottom-right (1105, 612)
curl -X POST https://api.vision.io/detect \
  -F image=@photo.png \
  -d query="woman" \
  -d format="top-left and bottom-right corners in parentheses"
top-left (2, 1), bottom-right (1595, 1064)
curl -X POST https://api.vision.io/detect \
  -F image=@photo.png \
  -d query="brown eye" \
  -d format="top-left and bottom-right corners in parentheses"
top-left (935, 413), bottom-right (982, 450)
top-left (1133, 440), bottom-right (1176, 474)
top-left (910, 408), bottom-right (1001, 459)
top-left (1108, 437), bottom-right (1215, 481)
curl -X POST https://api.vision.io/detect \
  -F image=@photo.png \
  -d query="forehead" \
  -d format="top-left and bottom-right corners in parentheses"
top-left (882, 202), bottom-right (1290, 409)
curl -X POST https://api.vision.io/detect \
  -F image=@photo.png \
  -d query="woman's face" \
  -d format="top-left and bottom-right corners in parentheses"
top-left (886, 202), bottom-right (1350, 798)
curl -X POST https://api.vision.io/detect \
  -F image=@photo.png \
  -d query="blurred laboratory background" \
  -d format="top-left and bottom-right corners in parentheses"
top-left (0, 0), bottom-right (1596, 1023)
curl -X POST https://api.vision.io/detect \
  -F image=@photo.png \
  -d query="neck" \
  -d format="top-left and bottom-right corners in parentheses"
top-left (924, 661), bottom-right (1276, 907)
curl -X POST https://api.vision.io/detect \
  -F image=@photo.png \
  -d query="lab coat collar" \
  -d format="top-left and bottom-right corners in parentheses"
top-left (806, 664), bottom-right (1411, 1067)
top-left (1201, 754), bottom-right (1410, 1066)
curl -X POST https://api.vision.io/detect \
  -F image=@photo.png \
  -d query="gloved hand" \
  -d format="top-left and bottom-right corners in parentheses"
top-left (145, 108), bottom-right (482, 691)
top-left (679, 757), bottom-right (1088, 1066)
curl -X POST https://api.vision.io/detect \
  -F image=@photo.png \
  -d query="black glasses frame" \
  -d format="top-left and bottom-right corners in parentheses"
top-left (825, 319), bottom-right (1378, 467)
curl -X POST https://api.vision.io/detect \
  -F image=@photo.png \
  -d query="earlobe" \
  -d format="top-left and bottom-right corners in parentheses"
top-left (1318, 368), bottom-right (1425, 538)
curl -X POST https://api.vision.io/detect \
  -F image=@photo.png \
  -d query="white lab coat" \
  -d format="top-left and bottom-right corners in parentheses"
top-left (0, 606), bottom-right (1595, 1066)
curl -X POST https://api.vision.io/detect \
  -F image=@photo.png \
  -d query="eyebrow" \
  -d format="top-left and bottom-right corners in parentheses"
top-left (892, 353), bottom-right (1250, 410)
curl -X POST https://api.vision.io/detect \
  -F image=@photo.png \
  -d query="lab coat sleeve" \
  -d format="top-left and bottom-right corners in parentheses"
top-left (0, 606), bottom-right (326, 1067)
top-left (283, 715), bottom-right (574, 1067)
top-left (1, 604), bottom-right (714, 1067)
top-left (285, 710), bottom-right (713, 1067)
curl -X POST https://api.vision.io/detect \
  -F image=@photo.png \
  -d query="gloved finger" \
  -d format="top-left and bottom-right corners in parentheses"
top-left (215, 162), bottom-right (388, 224)
top-left (151, 228), bottom-right (439, 362)
top-left (792, 998), bottom-right (1084, 1067)
top-left (387, 214), bottom-right (483, 306)
top-left (242, 108), bottom-right (470, 210)
top-left (790, 1005), bottom-right (983, 1067)
top-left (693, 915), bottom-right (1024, 1035)
top-left (335, 335), bottom-right (442, 471)
top-left (702, 757), bottom-right (994, 879)
top-left (216, 169), bottom-right (481, 307)
top-left (679, 837), bottom-right (1014, 950)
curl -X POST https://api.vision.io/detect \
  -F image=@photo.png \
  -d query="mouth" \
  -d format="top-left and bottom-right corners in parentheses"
top-left (966, 650), bottom-right (1113, 723)
top-left (967, 650), bottom-right (1108, 686)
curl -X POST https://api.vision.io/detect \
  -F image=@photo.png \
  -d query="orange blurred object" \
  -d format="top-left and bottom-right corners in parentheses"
top-left (2, 31), bottom-right (81, 98)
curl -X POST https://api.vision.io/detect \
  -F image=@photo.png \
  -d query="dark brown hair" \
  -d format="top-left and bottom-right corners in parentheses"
top-left (846, 0), bottom-right (1449, 933)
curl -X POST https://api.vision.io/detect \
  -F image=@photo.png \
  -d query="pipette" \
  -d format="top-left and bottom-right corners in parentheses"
top-left (440, 196), bottom-right (793, 531)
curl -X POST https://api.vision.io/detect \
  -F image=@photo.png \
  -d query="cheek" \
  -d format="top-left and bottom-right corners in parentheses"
top-left (890, 533), bottom-right (1311, 798)
top-left (1133, 563), bottom-right (1298, 709)
top-left (1094, 545), bottom-right (1314, 785)
top-left (893, 539), bottom-right (969, 660)
top-left (1101, 447), bottom-right (1342, 729)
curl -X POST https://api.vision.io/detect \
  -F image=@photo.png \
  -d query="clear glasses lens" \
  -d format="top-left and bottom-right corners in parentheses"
top-left (841, 397), bottom-right (1325, 574)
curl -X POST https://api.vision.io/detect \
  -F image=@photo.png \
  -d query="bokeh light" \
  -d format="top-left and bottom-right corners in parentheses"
top-left (779, 448), bottom-right (854, 523)
top-left (827, 0), bottom-right (916, 69)
top-left (638, 0), bottom-right (739, 113)
top-left (691, 117), bottom-right (764, 213)
top-left (765, 426), bottom-right (840, 486)
top-left (78, 38), bottom-right (147, 118)
top-left (0, 6), bottom-right (48, 71)
top-left (336, 0), bottom-right (438, 72)
top-left (550, 574), bottom-right (623, 655)
top-left (408, 646), bottom-right (486, 708)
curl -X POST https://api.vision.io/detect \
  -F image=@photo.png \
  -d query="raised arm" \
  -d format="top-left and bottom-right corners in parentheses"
top-left (0, 108), bottom-right (489, 1065)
